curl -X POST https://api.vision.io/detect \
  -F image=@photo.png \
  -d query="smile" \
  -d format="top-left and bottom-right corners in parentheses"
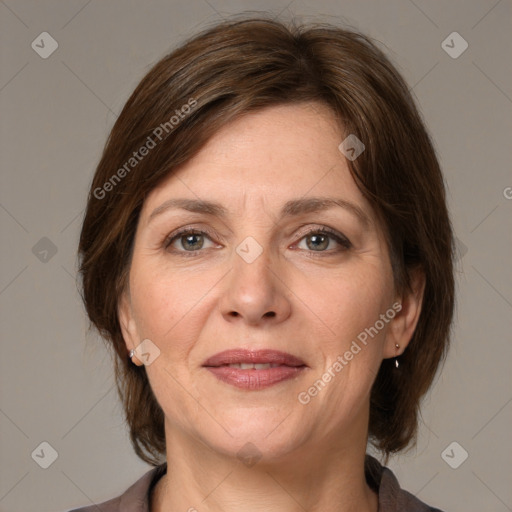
top-left (203, 349), bottom-right (308, 390)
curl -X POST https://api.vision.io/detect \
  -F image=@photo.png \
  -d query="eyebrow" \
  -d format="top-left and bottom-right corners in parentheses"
top-left (148, 197), bottom-right (370, 226)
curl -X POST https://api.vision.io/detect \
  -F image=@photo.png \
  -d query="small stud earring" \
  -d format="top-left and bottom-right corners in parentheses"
top-left (395, 343), bottom-right (400, 368)
top-left (129, 349), bottom-right (143, 366)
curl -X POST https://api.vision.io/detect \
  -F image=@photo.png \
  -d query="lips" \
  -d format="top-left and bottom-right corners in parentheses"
top-left (203, 349), bottom-right (308, 390)
top-left (203, 349), bottom-right (307, 368)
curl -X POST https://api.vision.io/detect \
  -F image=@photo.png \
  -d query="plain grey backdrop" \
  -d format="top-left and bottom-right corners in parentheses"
top-left (1, 1), bottom-right (511, 511)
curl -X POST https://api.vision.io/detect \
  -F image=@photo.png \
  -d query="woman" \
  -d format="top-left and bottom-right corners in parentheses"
top-left (71, 15), bottom-right (454, 512)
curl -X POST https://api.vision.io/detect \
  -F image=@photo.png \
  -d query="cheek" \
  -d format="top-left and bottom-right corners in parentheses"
top-left (128, 276), bottom-right (189, 359)
top-left (130, 261), bottom-right (206, 333)
top-left (299, 269), bottom-right (392, 419)
top-left (303, 261), bottom-right (392, 340)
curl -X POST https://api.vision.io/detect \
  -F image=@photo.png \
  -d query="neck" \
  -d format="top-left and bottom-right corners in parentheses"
top-left (152, 420), bottom-right (379, 512)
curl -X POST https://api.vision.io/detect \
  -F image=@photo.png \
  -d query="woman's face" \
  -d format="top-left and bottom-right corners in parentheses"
top-left (119, 102), bottom-right (413, 463)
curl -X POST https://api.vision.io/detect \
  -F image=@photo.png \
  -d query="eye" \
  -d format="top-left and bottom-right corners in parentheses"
top-left (295, 227), bottom-right (351, 253)
top-left (163, 226), bottom-right (351, 256)
top-left (164, 228), bottom-right (217, 253)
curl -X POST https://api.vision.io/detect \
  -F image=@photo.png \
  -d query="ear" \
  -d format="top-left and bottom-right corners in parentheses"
top-left (118, 288), bottom-right (144, 366)
top-left (383, 267), bottom-right (426, 359)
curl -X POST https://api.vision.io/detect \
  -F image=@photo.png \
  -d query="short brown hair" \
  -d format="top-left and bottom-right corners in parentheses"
top-left (78, 16), bottom-right (455, 466)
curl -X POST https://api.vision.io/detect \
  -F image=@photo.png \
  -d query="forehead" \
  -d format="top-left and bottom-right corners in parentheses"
top-left (141, 102), bottom-right (370, 219)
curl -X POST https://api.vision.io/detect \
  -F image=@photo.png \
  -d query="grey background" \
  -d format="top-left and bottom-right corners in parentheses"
top-left (1, 1), bottom-right (511, 511)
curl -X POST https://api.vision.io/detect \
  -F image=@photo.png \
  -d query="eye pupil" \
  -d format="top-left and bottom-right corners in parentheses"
top-left (182, 234), bottom-right (203, 250)
top-left (307, 234), bottom-right (329, 251)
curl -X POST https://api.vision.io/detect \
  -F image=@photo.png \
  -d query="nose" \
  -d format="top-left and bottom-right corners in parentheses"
top-left (219, 245), bottom-right (291, 327)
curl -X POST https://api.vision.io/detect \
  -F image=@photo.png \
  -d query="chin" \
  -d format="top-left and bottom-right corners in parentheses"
top-left (202, 408), bottom-right (309, 463)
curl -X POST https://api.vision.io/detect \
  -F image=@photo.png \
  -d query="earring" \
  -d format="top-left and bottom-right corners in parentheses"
top-left (395, 343), bottom-right (400, 368)
top-left (129, 349), bottom-right (143, 366)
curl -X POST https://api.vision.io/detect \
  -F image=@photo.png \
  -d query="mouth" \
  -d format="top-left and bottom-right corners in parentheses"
top-left (203, 349), bottom-right (308, 390)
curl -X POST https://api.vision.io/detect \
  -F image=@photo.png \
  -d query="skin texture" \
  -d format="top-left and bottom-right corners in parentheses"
top-left (118, 102), bottom-right (424, 512)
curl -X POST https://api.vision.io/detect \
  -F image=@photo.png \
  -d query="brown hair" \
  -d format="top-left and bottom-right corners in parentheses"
top-left (78, 15), bottom-right (455, 466)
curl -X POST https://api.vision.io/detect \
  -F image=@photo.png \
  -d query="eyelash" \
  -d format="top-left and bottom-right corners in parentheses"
top-left (163, 226), bottom-right (352, 258)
